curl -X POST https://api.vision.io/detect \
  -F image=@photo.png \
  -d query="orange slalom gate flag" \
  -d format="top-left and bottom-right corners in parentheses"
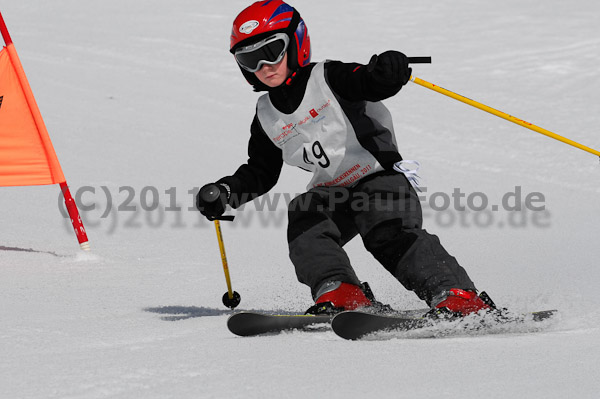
top-left (0, 44), bottom-right (66, 186)
top-left (0, 11), bottom-right (89, 250)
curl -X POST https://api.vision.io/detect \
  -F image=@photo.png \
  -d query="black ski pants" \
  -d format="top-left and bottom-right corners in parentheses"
top-left (287, 171), bottom-right (476, 306)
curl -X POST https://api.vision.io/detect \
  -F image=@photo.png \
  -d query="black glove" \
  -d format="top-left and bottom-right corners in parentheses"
top-left (367, 50), bottom-right (412, 87)
top-left (196, 183), bottom-right (230, 221)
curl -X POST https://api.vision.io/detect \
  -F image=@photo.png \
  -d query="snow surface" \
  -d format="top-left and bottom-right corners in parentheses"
top-left (1, 0), bottom-right (599, 398)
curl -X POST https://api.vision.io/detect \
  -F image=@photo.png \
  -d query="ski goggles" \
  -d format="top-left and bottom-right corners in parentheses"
top-left (234, 33), bottom-right (290, 73)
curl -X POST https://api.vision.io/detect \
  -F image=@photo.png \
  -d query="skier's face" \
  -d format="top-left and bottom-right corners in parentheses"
top-left (254, 53), bottom-right (291, 88)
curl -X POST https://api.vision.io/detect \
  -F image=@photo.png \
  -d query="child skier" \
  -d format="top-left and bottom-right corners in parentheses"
top-left (197, 0), bottom-right (491, 317)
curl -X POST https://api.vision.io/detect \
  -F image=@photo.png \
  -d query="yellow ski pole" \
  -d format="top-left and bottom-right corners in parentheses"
top-left (199, 184), bottom-right (241, 309)
top-left (213, 219), bottom-right (241, 309)
top-left (409, 75), bottom-right (600, 159)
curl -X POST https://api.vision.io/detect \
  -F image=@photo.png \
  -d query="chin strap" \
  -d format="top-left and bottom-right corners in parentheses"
top-left (285, 70), bottom-right (299, 86)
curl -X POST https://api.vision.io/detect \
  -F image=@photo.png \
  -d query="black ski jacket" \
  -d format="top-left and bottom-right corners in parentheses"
top-left (218, 53), bottom-right (408, 208)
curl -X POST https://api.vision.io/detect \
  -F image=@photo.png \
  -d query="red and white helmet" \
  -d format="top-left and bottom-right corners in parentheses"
top-left (230, 0), bottom-right (311, 89)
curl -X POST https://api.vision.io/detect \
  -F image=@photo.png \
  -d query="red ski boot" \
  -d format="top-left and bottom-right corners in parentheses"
top-left (306, 282), bottom-right (372, 315)
top-left (430, 288), bottom-right (492, 318)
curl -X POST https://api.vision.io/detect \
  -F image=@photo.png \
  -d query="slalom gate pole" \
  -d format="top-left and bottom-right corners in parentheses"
top-left (2, 11), bottom-right (91, 250)
top-left (0, 11), bottom-right (13, 44)
top-left (60, 183), bottom-right (90, 251)
top-left (409, 75), bottom-right (600, 159)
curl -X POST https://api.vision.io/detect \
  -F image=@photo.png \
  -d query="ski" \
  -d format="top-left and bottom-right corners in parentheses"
top-left (226, 308), bottom-right (429, 337)
top-left (227, 311), bottom-right (332, 337)
top-left (331, 309), bottom-right (557, 340)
